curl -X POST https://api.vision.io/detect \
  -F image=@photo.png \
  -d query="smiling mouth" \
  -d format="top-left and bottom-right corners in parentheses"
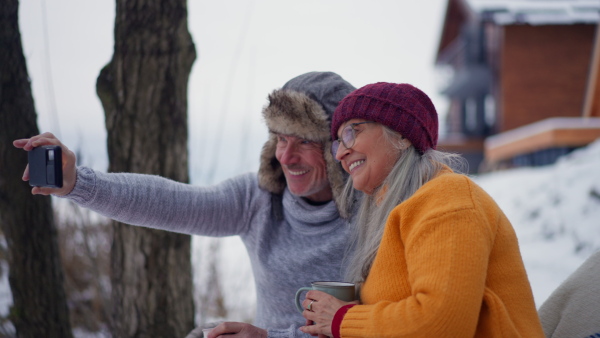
top-left (349, 160), bottom-right (365, 172)
top-left (288, 169), bottom-right (309, 176)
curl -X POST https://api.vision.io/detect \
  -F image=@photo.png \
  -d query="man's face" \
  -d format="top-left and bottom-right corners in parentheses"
top-left (274, 134), bottom-right (332, 203)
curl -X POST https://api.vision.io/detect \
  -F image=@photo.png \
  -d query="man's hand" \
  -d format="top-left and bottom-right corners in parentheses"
top-left (13, 132), bottom-right (77, 196)
top-left (207, 322), bottom-right (267, 338)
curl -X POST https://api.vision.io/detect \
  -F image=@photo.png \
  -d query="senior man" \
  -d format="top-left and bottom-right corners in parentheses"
top-left (15, 71), bottom-right (356, 338)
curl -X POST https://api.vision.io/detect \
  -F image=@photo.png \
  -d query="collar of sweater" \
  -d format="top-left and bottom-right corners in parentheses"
top-left (281, 188), bottom-right (345, 235)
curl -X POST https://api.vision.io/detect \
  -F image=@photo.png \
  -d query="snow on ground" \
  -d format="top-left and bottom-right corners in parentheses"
top-left (473, 138), bottom-right (600, 306)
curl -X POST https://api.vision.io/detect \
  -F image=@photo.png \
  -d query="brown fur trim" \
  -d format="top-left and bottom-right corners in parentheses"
top-left (258, 133), bottom-right (286, 194)
top-left (263, 90), bottom-right (330, 142)
top-left (257, 89), bottom-right (350, 218)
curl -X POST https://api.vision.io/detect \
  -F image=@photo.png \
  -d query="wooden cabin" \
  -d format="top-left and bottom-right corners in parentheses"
top-left (435, 0), bottom-right (600, 172)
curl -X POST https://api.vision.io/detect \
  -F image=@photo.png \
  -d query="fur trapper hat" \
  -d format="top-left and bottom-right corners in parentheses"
top-left (258, 71), bottom-right (356, 219)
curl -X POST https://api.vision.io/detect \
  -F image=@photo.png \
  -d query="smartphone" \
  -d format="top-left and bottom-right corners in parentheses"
top-left (28, 145), bottom-right (63, 188)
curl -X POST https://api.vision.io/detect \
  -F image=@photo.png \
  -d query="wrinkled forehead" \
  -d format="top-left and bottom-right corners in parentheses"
top-left (271, 131), bottom-right (321, 144)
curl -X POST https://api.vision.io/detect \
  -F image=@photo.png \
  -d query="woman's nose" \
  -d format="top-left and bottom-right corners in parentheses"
top-left (335, 142), bottom-right (350, 161)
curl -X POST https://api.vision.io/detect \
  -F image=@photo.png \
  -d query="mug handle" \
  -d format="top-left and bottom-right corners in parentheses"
top-left (294, 287), bottom-right (313, 313)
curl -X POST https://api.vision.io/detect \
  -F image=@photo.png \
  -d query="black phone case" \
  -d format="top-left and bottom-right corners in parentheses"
top-left (28, 146), bottom-right (63, 188)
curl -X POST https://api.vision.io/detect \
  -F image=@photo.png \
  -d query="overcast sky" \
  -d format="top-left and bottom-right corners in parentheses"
top-left (19, 0), bottom-right (448, 183)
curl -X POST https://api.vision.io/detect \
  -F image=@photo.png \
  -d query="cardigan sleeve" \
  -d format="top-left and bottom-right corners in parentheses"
top-left (332, 305), bottom-right (356, 338)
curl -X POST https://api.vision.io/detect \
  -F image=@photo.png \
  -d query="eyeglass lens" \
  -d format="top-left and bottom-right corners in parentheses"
top-left (331, 125), bottom-right (356, 157)
top-left (342, 126), bottom-right (355, 148)
top-left (331, 122), bottom-right (375, 158)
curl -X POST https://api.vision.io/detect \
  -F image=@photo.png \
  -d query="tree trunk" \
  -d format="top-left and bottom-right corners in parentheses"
top-left (0, 1), bottom-right (73, 337)
top-left (96, 0), bottom-right (196, 336)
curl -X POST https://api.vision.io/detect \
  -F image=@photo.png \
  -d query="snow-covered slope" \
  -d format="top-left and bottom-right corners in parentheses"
top-left (474, 138), bottom-right (600, 306)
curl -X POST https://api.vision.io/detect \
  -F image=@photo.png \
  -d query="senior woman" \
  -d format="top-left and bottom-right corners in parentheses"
top-left (299, 82), bottom-right (544, 337)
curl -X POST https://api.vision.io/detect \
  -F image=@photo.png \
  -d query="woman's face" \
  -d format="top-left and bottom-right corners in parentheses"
top-left (334, 119), bottom-right (403, 195)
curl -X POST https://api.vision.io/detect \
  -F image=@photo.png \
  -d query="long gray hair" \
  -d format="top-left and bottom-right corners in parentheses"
top-left (338, 126), bottom-right (466, 291)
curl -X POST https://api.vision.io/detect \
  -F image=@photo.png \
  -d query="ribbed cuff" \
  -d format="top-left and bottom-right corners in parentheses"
top-left (332, 304), bottom-right (356, 338)
top-left (63, 166), bottom-right (96, 204)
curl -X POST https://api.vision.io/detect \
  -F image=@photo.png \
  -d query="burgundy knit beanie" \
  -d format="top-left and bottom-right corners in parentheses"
top-left (331, 82), bottom-right (438, 154)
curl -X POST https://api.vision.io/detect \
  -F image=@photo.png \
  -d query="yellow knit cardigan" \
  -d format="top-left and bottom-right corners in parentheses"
top-left (340, 169), bottom-right (544, 337)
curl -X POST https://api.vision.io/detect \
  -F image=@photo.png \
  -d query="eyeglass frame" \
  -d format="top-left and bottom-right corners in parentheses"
top-left (331, 121), bottom-right (376, 159)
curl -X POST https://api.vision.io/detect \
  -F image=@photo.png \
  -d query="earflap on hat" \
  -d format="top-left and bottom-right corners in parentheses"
top-left (258, 133), bottom-right (286, 195)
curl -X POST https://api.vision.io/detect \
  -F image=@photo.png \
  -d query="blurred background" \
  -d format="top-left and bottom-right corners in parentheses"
top-left (18, 0), bottom-right (449, 182)
top-left (3, 0), bottom-right (599, 336)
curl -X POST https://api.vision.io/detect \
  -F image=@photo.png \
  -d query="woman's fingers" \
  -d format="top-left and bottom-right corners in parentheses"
top-left (299, 291), bottom-right (347, 337)
top-left (300, 317), bottom-right (333, 337)
top-left (302, 297), bottom-right (315, 312)
top-left (299, 323), bottom-right (320, 336)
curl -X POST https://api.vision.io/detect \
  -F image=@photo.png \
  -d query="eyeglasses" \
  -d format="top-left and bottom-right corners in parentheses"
top-left (331, 121), bottom-right (375, 158)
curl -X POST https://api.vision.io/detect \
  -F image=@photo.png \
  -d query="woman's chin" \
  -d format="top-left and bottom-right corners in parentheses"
top-left (352, 181), bottom-right (372, 195)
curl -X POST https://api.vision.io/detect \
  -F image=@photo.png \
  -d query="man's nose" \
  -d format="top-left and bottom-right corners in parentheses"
top-left (279, 143), bottom-right (299, 164)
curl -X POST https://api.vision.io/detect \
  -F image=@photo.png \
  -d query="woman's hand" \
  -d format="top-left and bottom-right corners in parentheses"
top-left (13, 132), bottom-right (77, 196)
top-left (299, 290), bottom-right (358, 337)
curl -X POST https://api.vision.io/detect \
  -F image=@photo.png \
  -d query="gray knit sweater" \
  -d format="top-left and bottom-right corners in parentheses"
top-left (63, 167), bottom-right (350, 338)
